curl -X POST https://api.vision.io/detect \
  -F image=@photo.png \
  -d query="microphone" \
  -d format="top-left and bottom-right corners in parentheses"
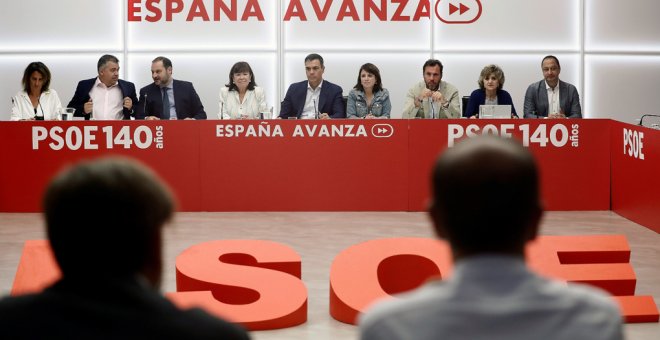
top-left (639, 114), bottom-right (660, 128)
top-left (313, 99), bottom-right (318, 119)
top-left (143, 92), bottom-right (148, 118)
top-left (24, 94), bottom-right (44, 120)
top-left (36, 95), bottom-right (45, 120)
top-left (220, 101), bottom-right (224, 120)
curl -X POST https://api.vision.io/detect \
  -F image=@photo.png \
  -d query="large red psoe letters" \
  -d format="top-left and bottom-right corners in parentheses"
top-left (12, 236), bottom-right (659, 330)
top-left (329, 236), bottom-right (658, 324)
top-left (329, 237), bottom-right (452, 324)
top-left (170, 240), bottom-right (307, 330)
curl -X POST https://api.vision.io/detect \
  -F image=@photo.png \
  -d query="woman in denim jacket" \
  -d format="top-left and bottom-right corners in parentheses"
top-left (347, 63), bottom-right (391, 119)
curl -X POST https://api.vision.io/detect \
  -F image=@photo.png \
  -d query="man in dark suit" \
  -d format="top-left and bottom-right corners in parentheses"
top-left (279, 53), bottom-right (345, 119)
top-left (523, 55), bottom-right (582, 118)
top-left (0, 158), bottom-right (250, 340)
top-left (67, 54), bottom-right (138, 120)
top-left (135, 56), bottom-right (206, 120)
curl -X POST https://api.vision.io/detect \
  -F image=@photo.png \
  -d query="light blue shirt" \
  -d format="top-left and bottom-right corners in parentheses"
top-left (360, 255), bottom-right (623, 340)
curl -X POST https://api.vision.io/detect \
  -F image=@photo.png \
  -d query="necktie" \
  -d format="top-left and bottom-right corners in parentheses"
top-left (162, 87), bottom-right (171, 119)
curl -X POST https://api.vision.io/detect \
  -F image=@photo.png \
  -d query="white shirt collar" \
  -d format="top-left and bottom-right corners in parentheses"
top-left (307, 80), bottom-right (324, 91)
top-left (545, 80), bottom-right (559, 91)
top-left (95, 77), bottom-right (117, 89)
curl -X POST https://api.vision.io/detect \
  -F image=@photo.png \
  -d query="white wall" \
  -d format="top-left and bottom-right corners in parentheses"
top-left (2, 0), bottom-right (659, 122)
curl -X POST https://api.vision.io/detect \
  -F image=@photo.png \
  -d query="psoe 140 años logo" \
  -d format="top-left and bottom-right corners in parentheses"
top-left (448, 123), bottom-right (579, 148)
top-left (32, 125), bottom-right (165, 151)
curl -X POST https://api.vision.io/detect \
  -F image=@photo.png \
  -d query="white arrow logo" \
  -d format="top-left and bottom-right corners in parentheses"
top-left (371, 124), bottom-right (394, 138)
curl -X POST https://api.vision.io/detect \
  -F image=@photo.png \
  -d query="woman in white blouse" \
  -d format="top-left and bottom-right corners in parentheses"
top-left (218, 61), bottom-right (268, 119)
top-left (11, 62), bottom-right (63, 121)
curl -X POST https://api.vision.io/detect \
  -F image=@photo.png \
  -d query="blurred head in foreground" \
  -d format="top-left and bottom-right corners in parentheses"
top-left (44, 157), bottom-right (174, 288)
top-left (429, 135), bottom-right (543, 259)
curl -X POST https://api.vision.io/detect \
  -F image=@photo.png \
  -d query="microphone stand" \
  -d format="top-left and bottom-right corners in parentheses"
top-left (143, 93), bottom-right (148, 119)
top-left (36, 94), bottom-right (45, 120)
top-left (638, 114), bottom-right (660, 128)
top-left (429, 97), bottom-right (436, 119)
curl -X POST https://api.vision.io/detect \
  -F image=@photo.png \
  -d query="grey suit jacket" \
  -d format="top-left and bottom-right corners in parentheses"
top-left (523, 80), bottom-right (582, 118)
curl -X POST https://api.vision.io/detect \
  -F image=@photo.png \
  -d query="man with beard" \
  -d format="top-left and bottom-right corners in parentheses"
top-left (402, 59), bottom-right (460, 119)
top-left (135, 56), bottom-right (206, 120)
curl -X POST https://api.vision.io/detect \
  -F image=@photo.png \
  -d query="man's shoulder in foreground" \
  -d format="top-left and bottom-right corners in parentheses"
top-left (161, 302), bottom-right (250, 340)
top-left (0, 279), bottom-right (249, 340)
top-left (358, 280), bottom-right (450, 340)
top-left (359, 259), bottom-right (622, 340)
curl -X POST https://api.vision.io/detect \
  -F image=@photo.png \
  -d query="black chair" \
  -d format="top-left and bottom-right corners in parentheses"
top-left (461, 96), bottom-right (470, 117)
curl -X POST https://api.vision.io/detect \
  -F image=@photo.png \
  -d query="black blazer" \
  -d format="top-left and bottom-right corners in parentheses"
top-left (0, 278), bottom-right (250, 339)
top-left (279, 80), bottom-right (345, 119)
top-left (67, 78), bottom-right (138, 120)
top-left (136, 80), bottom-right (206, 120)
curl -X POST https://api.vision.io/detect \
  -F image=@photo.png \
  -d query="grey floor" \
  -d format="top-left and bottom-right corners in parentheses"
top-left (1, 211), bottom-right (658, 339)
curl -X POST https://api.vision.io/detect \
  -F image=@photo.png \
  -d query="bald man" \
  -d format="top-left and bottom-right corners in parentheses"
top-left (359, 136), bottom-right (623, 340)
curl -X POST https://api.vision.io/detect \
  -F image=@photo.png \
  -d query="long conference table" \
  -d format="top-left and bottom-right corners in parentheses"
top-left (0, 119), bottom-right (658, 233)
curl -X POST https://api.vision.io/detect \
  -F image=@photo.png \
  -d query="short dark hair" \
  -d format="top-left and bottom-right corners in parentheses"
top-left (43, 157), bottom-right (174, 279)
top-left (21, 61), bottom-right (51, 94)
top-left (225, 61), bottom-right (257, 92)
top-left (478, 64), bottom-right (505, 91)
top-left (423, 59), bottom-right (443, 74)
top-left (542, 55), bottom-right (561, 70)
top-left (97, 54), bottom-right (119, 73)
top-left (304, 53), bottom-right (324, 68)
top-left (431, 136), bottom-right (540, 254)
top-left (152, 56), bottom-right (173, 69)
top-left (354, 63), bottom-right (384, 93)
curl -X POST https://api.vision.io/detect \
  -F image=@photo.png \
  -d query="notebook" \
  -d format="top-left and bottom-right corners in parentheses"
top-left (479, 105), bottom-right (512, 119)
